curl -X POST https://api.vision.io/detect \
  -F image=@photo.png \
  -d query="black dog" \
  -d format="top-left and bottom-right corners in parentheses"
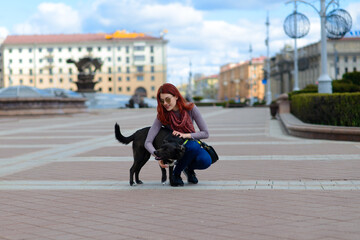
top-left (114, 123), bottom-right (185, 186)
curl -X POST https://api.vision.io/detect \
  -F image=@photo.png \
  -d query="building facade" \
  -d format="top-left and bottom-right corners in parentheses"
top-left (269, 37), bottom-right (360, 99)
top-left (193, 74), bottom-right (219, 99)
top-left (1, 30), bottom-right (168, 99)
top-left (218, 57), bottom-right (266, 102)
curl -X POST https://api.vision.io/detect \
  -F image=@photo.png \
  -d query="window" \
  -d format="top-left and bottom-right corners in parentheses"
top-left (39, 48), bottom-right (42, 53)
top-left (29, 59), bottom-right (32, 63)
top-left (126, 67), bottom-right (130, 73)
top-left (69, 78), bottom-right (73, 82)
top-left (29, 69), bottom-right (33, 75)
top-left (118, 87), bottom-right (122, 91)
top-left (134, 55), bottom-right (145, 61)
top-left (78, 47), bottom-right (82, 52)
top-left (108, 57), bottom-right (111, 62)
top-left (126, 57), bottom-right (130, 63)
top-left (117, 57), bottom-right (121, 62)
top-left (59, 58), bottom-right (62, 63)
top-left (68, 47), bottom-right (72, 52)
top-left (108, 67), bottom-right (112, 73)
top-left (49, 68), bottom-right (53, 75)
top-left (98, 47), bottom-right (101, 51)
top-left (137, 75), bottom-right (144, 81)
top-left (126, 46), bottom-right (129, 53)
top-left (344, 56), bottom-right (348, 63)
top-left (58, 47), bottom-right (62, 52)
top-left (19, 48), bottom-right (22, 53)
top-left (30, 79), bottom-right (33, 83)
top-left (127, 87), bottom-right (131, 92)
top-left (40, 78), bottom-right (43, 83)
top-left (134, 46), bottom-right (145, 51)
top-left (19, 79), bottom-right (23, 84)
top-left (117, 46), bottom-right (121, 51)
top-left (19, 59), bottom-right (22, 64)
top-left (150, 56), bottom-right (154, 63)
top-left (118, 77), bottom-right (122, 81)
top-left (48, 58), bottom-right (53, 63)
top-left (98, 77), bottom-right (102, 82)
top-left (108, 77), bottom-right (112, 82)
top-left (151, 86), bottom-right (155, 91)
top-left (151, 76), bottom-right (155, 81)
top-left (59, 78), bottom-right (63, 83)
top-left (345, 67), bottom-right (348, 73)
top-left (19, 69), bottom-right (23, 74)
top-left (98, 87), bottom-right (102, 91)
top-left (29, 48), bottom-right (32, 53)
top-left (137, 66), bottom-right (144, 73)
top-left (59, 68), bottom-right (63, 73)
top-left (87, 47), bottom-right (93, 52)
top-left (353, 56), bottom-right (357, 62)
top-left (117, 67), bottom-right (121, 72)
top-left (69, 68), bottom-right (73, 74)
top-left (39, 59), bottom-right (43, 63)
top-left (49, 78), bottom-right (53, 83)
top-left (108, 46), bottom-right (111, 51)
top-left (47, 48), bottom-right (53, 53)
top-left (39, 69), bottom-right (43, 74)
top-left (108, 87), bottom-right (112, 92)
top-left (151, 66), bottom-right (155, 73)
top-left (150, 46), bottom-right (154, 53)
top-left (354, 67), bottom-right (357, 72)
top-left (126, 76), bottom-right (130, 81)
top-left (9, 59), bottom-right (12, 63)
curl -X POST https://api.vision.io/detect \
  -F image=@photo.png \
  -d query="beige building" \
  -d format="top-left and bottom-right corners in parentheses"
top-left (1, 30), bottom-right (168, 99)
top-left (219, 56), bottom-right (266, 102)
top-left (269, 37), bottom-right (360, 98)
top-left (194, 74), bottom-right (219, 99)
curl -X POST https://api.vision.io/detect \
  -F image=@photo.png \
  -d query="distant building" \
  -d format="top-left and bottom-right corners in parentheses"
top-left (0, 30), bottom-right (168, 98)
top-left (194, 74), bottom-right (218, 99)
top-left (219, 57), bottom-right (266, 102)
top-left (269, 37), bottom-right (360, 98)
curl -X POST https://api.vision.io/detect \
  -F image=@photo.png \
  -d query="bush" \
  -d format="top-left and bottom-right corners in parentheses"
top-left (192, 96), bottom-right (204, 102)
top-left (290, 93), bottom-right (360, 127)
top-left (342, 71), bottom-right (360, 86)
top-left (333, 80), bottom-right (360, 92)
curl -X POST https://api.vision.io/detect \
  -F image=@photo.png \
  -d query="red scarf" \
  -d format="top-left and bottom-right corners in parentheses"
top-left (168, 110), bottom-right (195, 133)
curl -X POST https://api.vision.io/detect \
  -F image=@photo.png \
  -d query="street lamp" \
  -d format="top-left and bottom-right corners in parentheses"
top-left (285, 0), bottom-right (352, 93)
top-left (265, 12), bottom-right (272, 104)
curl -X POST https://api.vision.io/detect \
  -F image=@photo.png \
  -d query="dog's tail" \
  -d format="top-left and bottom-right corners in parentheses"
top-left (115, 123), bottom-right (135, 144)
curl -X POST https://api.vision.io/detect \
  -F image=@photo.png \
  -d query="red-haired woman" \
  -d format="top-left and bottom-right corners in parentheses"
top-left (145, 83), bottom-right (212, 186)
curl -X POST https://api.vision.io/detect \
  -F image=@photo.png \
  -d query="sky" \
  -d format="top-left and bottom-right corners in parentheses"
top-left (0, 0), bottom-right (359, 86)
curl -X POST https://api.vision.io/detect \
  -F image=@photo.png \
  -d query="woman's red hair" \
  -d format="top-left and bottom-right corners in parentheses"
top-left (156, 83), bottom-right (194, 126)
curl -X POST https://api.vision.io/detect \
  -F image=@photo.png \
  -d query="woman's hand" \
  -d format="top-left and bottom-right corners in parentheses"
top-left (172, 131), bottom-right (191, 139)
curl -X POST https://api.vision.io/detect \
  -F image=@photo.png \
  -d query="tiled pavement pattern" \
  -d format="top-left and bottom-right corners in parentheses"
top-left (1, 107), bottom-right (360, 240)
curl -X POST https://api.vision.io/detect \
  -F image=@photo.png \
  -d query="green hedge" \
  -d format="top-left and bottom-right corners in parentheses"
top-left (291, 93), bottom-right (360, 127)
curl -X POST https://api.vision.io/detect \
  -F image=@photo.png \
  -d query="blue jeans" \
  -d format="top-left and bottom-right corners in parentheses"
top-left (174, 140), bottom-right (212, 175)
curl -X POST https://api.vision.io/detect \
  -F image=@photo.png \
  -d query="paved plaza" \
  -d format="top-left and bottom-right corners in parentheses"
top-left (0, 107), bottom-right (360, 240)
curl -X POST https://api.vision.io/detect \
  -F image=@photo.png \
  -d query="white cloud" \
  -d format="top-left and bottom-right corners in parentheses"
top-left (13, 3), bottom-right (81, 34)
top-left (0, 27), bottom-right (9, 39)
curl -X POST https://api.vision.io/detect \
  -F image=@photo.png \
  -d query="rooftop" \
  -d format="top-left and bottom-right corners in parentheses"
top-left (3, 30), bottom-right (161, 45)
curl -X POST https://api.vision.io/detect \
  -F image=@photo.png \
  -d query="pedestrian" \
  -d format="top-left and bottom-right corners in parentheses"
top-left (145, 83), bottom-right (212, 186)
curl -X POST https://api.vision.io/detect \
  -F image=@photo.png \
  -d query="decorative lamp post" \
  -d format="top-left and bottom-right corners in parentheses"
top-left (285, 0), bottom-right (352, 93)
top-left (265, 12), bottom-right (272, 104)
top-left (284, 1), bottom-right (310, 91)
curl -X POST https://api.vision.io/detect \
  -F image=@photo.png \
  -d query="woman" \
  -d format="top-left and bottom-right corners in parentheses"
top-left (145, 83), bottom-right (212, 187)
